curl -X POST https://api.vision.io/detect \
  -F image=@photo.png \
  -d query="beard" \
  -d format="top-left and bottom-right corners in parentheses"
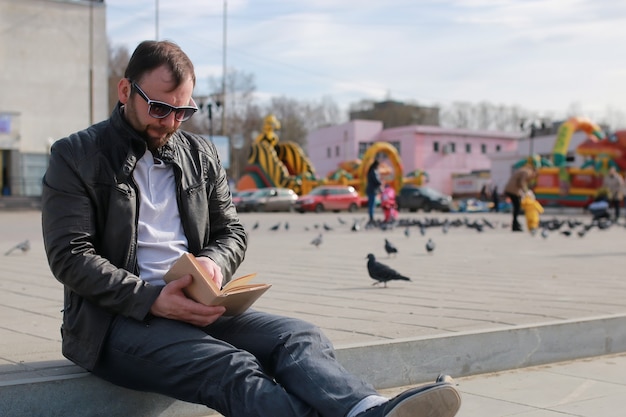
top-left (123, 102), bottom-right (177, 152)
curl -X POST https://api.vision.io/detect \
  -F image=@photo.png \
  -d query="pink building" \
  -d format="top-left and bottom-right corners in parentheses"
top-left (306, 120), bottom-right (520, 195)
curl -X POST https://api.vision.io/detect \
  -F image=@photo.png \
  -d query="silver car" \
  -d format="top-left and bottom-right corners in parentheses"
top-left (238, 187), bottom-right (298, 212)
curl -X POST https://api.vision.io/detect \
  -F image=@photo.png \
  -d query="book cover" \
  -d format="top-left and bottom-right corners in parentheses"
top-left (163, 253), bottom-right (271, 316)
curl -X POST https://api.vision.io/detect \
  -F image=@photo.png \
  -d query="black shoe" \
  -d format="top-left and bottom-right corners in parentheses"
top-left (358, 375), bottom-right (461, 417)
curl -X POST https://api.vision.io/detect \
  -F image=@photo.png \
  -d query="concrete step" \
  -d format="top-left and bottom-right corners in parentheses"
top-left (2, 314), bottom-right (625, 417)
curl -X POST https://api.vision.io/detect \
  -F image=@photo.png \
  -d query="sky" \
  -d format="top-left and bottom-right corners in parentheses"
top-left (105, 0), bottom-right (626, 127)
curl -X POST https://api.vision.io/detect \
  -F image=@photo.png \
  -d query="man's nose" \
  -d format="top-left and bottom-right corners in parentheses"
top-left (159, 111), bottom-right (179, 127)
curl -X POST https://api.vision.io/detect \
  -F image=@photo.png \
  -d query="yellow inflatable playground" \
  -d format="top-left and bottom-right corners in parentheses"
top-left (235, 115), bottom-right (426, 196)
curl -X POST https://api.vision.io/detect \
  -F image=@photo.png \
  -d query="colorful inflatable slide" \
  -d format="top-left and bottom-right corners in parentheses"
top-left (534, 117), bottom-right (626, 207)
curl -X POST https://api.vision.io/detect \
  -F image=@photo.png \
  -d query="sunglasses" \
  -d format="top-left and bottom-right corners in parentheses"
top-left (130, 81), bottom-right (198, 122)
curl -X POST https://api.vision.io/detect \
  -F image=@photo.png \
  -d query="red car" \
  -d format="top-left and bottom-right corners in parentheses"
top-left (295, 185), bottom-right (361, 213)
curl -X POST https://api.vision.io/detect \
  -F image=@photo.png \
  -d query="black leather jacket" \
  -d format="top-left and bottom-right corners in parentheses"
top-left (41, 105), bottom-right (247, 370)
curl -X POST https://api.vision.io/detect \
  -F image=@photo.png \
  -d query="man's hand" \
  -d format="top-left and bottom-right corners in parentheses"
top-left (150, 275), bottom-right (225, 327)
top-left (195, 256), bottom-right (223, 289)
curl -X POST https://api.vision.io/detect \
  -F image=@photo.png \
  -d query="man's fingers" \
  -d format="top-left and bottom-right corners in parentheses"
top-left (166, 274), bottom-right (192, 291)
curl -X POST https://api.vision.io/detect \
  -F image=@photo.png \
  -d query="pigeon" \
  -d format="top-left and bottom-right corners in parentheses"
top-left (4, 239), bottom-right (30, 256)
top-left (366, 253), bottom-right (411, 288)
top-left (561, 230), bottom-right (572, 237)
top-left (404, 227), bottom-right (410, 238)
top-left (425, 238), bottom-right (435, 254)
top-left (419, 223), bottom-right (426, 236)
top-left (540, 228), bottom-right (549, 239)
top-left (337, 217), bottom-right (347, 225)
top-left (323, 223), bottom-right (334, 231)
top-left (351, 219), bottom-right (361, 232)
top-left (310, 234), bottom-right (323, 248)
top-left (284, 222), bottom-right (289, 231)
top-left (442, 220), bottom-right (449, 234)
top-left (577, 228), bottom-right (587, 238)
top-left (481, 218), bottom-right (494, 229)
top-left (251, 221), bottom-right (259, 230)
top-left (384, 239), bottom-right (398, 257)
top-left (269, 222), bottom-right (281, 231)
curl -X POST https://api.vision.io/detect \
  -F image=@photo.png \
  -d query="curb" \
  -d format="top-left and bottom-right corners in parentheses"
top-left (2, 314), bottom-right (626, 417)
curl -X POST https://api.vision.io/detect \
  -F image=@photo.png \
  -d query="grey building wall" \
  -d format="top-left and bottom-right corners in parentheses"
top-left (0, 0), bottom-right (108, 196)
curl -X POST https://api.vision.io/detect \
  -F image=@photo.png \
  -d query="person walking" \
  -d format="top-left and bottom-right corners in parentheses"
top-left (41, 40), bottom-right (461, 417)
top-left (366, 159), bottom-right (382, 224)
top-left (603, 166), bottom-right (624, 221)
top-left (504, 163), bottom-right (537, 232)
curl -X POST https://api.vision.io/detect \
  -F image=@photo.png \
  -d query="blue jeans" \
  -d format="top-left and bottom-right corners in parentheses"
top-left (367, 191), bottom-right (377, 221)
top-left (92, 310), bottom-right (377, 417)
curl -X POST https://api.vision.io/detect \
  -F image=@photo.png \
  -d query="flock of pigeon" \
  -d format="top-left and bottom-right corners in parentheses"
top-left (5, 213), bottom-right (620, 291)
top-left (243, 212), bottom-right (624, 289)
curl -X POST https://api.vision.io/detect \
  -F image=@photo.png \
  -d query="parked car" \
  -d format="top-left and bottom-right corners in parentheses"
top-left (396, 185), bottom-right (452, 212)
top-left (295, 185), bottom-right (361, 213)
top-left (237, 187), bottom-right (298, 212)
top-left (232, 190), bottom-right (256, 211)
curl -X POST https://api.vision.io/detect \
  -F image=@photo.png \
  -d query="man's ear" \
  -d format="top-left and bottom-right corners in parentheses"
top-left (118, 78), bottom-right (131, 104)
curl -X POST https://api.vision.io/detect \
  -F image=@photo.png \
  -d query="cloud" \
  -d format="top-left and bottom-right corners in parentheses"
top-left (106, 0), bottom-right (626, 125)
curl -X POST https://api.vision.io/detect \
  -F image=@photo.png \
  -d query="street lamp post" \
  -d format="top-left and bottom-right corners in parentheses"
top-left (221, 0), bottom-right (227, 136)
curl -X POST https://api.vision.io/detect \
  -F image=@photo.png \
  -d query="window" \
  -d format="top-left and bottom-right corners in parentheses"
top-left (335, 145), bottom-right (340, 157)
top-left (327, 147), bottom-right (331, 158)
top-left (481, 144), bottom-right (487, 154)
top-left (496, 144), bottom-right (501, 152)
top-left (465, 143), bottom-right (471, 153)
top-left (358, 142), bottom-right (372, 158)
top-left (433, 141), bottom-right (439, 152)
top-left (450, 143), bottom-right (456, 153)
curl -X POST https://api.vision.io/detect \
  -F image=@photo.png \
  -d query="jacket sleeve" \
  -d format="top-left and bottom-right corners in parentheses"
top-left (42, 136), bottom-right (162, 322)
top-left (189, 136), bottom-right (247, 283)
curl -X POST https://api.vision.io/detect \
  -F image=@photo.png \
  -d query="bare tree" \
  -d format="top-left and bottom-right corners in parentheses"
top-left (440, 100), bottom-right (541, 132)
top-left (264, 97), bottom-right (308, 146)
top-left (107, 44), bottom-right (131, 111)
top-left (207, 69), bottom-right (256, 137)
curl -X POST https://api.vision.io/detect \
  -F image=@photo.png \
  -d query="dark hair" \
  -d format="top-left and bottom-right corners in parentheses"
top-left (124, 40), bottom-right (196, 87)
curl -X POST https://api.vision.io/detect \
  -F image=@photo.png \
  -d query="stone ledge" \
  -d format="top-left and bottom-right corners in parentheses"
top-left (2, 314), bottom-right (626, 417)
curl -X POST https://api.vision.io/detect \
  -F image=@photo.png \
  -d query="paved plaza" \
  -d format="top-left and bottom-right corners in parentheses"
top-left (1, 208), bottom-right (625, 416)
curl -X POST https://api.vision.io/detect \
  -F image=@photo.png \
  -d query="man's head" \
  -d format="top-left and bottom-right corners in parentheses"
top-left (117, 40), bottom-right (197, 152)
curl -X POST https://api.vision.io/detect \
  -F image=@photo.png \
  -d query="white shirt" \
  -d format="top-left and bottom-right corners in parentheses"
top-left (133, 150), bottom-right (188, 285)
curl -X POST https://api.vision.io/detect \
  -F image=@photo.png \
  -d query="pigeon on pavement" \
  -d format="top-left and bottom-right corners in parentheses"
top-left (269, 222), bottom-right (281, 231)
top-left (366, 253), bottom-right (411, 288)
top-left (4, 239), bottom-right (30, 256)
top-left (310, 234), bottom-right (323, 248)
top-left (384, 239), bottom-right (398, 257)
top-left (425, 238), bottom-right (435, 254)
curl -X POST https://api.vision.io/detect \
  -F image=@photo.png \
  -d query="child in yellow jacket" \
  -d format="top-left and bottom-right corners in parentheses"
top-left (521, 191), bottom-right (544, 234)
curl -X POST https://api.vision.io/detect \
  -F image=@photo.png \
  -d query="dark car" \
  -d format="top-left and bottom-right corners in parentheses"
top-left (237, 187), bottom-right (298, 212)
top-left (295, 185), bottom-right (362, 213)
top-left (396, 185), bottom-right (452, 212)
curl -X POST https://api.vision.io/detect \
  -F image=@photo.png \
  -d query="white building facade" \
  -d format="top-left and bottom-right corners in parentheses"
top-left (0, 0), bottom-right (108, 196)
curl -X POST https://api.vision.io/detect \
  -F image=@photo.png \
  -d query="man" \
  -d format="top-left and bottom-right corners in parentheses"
top-left (42, 40), bottom-right (461, 417)
top-left (603, 166), bottom-right (624, 221)
top-left (504, 163), bottom-right (536, 232)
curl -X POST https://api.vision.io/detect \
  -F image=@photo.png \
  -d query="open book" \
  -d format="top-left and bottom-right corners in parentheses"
top-left (163, 253), bottom-right (271, 316)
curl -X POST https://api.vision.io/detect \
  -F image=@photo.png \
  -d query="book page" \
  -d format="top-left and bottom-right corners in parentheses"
top-left (222, 273), bottom-right (258, 292)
